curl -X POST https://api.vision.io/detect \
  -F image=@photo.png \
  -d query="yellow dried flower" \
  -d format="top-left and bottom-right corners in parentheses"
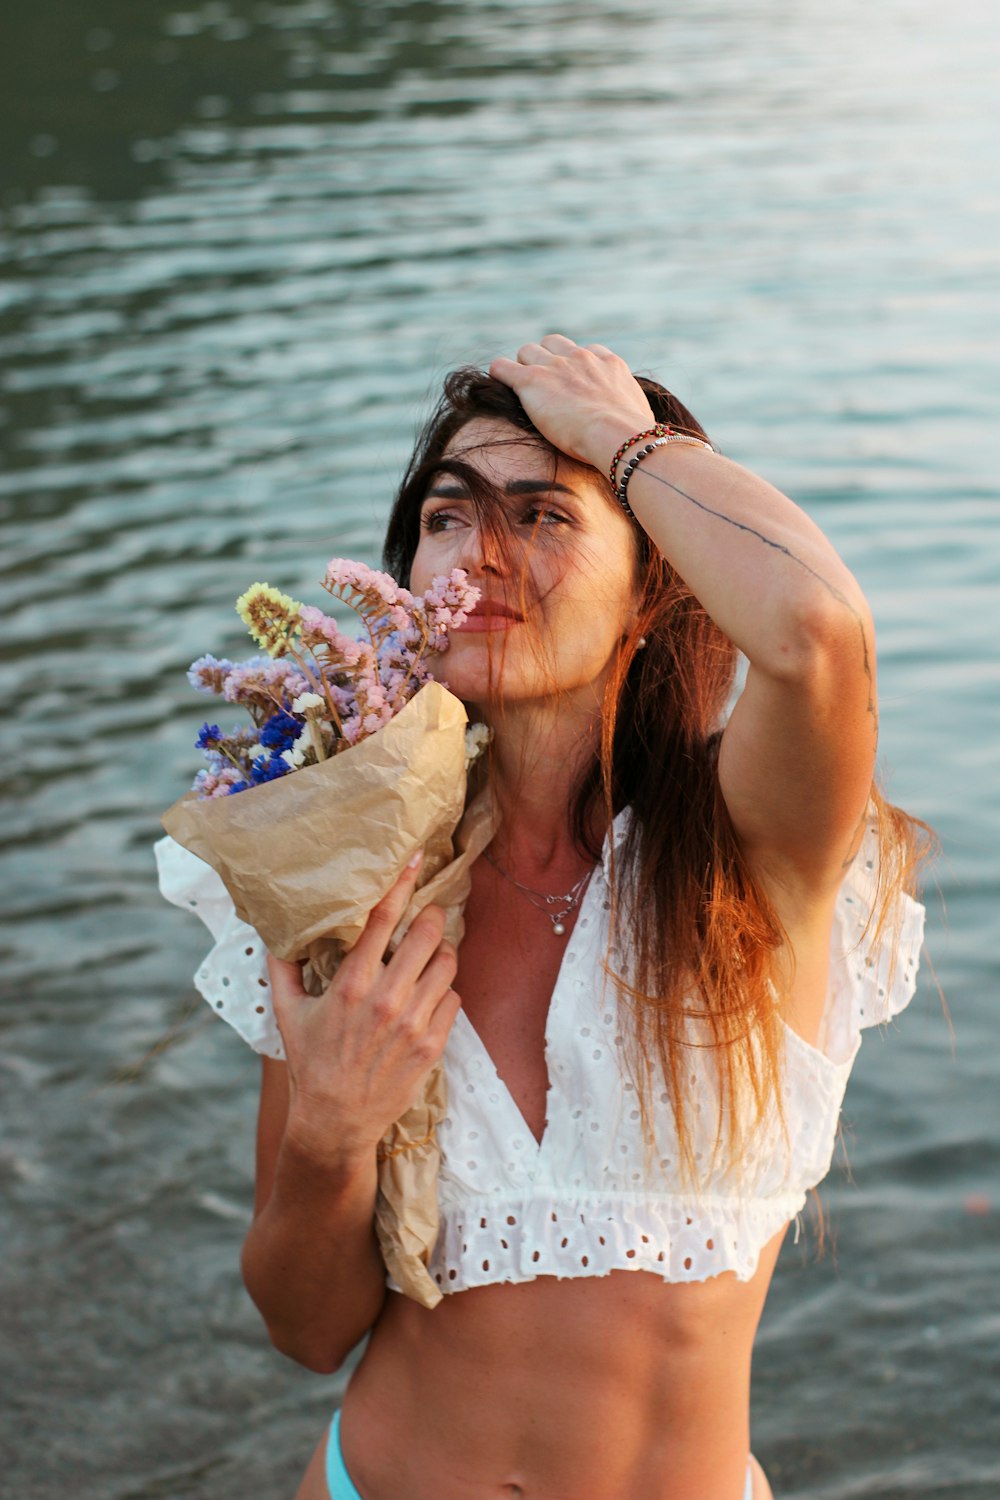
top-left (235, 582), bottom-right (303, 656)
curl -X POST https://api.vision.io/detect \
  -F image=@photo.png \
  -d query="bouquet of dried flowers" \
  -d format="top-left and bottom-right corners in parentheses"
top-left (187, 560), bottom-right (480, 796)
top-left (160, 559), bottom-right (497, 1308)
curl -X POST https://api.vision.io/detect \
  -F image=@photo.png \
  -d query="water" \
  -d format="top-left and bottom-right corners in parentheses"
top-left (2, 0), bottom-right (998, 1494)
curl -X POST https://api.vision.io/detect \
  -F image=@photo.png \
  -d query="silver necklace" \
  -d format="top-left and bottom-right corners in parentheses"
top-left (482, 849), bottom-right (593, 937)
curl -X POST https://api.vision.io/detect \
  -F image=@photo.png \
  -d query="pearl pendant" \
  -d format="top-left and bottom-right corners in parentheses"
top-left (552, 921), bottom-right (566, 936)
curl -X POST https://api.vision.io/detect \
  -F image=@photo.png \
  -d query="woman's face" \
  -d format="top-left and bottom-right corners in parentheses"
top-left (409, 417), bottom-right (642, 715)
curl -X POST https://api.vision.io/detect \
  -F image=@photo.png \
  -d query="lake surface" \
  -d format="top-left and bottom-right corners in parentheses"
top-left (1, 1), bottom-right (998, 1495)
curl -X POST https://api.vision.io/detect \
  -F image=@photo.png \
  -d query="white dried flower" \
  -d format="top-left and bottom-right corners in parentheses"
top-left (464, 721), bottom-right (492, 771)
top-left (291, 692), bottom-right (325, 714)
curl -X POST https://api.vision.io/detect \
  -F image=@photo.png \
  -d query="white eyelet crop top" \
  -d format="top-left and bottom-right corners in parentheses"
top-left (156, 812), bottom-right (925, 1291)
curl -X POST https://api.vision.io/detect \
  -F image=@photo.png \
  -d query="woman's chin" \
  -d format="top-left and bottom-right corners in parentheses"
top-left (433, 666), bottom-right (491, 708)
top-left (434, 638), bottom-right (499, 701)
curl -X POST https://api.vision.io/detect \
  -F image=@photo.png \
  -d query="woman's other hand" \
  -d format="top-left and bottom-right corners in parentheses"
top-left (489, 334), bottom-right (654, 471)
top-left (268, 853), bottom-right (460, 1166)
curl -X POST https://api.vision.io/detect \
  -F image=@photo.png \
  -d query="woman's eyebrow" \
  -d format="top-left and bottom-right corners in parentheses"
top-left (504, 479), bottom-right (580, 498)
top-left (423, 477), bottom-right (582, 503)
top-left (424, 481), bottom-right (470, 499)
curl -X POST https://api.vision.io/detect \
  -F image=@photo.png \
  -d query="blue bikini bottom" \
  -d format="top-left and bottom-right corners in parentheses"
top-left (326, 1408), bottom-right (755, 1499)
top-left (326, 1410), bottom-right (362, 1499)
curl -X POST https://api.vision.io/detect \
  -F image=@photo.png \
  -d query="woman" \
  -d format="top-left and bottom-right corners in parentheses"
top-left (190, 336), bottom-right (927, 1498)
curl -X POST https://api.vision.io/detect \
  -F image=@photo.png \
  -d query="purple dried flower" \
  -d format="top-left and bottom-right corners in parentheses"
top-left (222, 658), bottom-right (310, 712)
top-left (187, 655), bottom-right (234, 694)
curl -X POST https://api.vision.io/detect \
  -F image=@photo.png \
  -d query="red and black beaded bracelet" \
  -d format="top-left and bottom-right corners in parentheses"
top-left (608, 425), bottom-right (674, 489)
top-left (611, 428), bottom-right (716, 519)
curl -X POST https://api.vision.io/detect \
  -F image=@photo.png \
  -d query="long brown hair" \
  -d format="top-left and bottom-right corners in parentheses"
top-left (384, 368), bottom-right (930, 1180)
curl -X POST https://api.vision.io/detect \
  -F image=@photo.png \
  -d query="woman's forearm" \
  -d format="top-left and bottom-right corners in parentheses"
top-left (241, 1134), bottom-right (386, 1374)
top-left (613, 440), bottom-right (874, 680)
top-left (242, 874), bottom-right (459, 1373)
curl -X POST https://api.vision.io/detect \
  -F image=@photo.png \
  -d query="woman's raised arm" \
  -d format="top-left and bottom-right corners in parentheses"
top-left (490, 335), bottom-right (877, 895)
top-left (625, 438), bottom-right (877, 894)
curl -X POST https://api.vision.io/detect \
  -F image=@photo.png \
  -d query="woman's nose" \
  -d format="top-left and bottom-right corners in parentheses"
top-left (456, 522), bottom-right (504, 576)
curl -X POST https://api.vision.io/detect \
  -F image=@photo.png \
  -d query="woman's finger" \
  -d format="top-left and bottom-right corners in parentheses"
top-left (343, 851), bottom-right (425, 979)
top-left (266, 953), bottom-right (306, 1025)
top-left (397, 934), bottom-right (458, 1026)
top-left (488, 354), bottom-right (527, 388)
top-left (539, 333), bottom-right (580, 355)
top-left (267, 953), bottom-right (305, 999)
top-left (421, 984), bottom-right (462, 1051)
top-left (381, 906), bottom-right (450, 994)
top-left (513, 341), bottom-right (555, 366)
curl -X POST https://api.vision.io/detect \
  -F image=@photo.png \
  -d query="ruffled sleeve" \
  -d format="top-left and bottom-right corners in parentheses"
top-left (819, 821), bottom-right (926, 1068)
top-left (154, 835), bottom-right (285, 1059)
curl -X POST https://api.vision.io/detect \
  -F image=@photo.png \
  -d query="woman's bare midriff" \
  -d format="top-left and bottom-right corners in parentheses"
top-left (336, 1228), bottom-right (784, 1500)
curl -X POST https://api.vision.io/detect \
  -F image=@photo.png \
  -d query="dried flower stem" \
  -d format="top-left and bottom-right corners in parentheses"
top-left (285, 642), bottom-right (344, 736)
top-left (397, 613), bottom-right (432, 698)
top-left (307, 717), bottom-right (327, 763)
top-left (218, 744), bottom-right (249, 775)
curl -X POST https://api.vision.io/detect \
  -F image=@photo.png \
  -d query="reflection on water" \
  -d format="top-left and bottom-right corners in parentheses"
top-left (2, 0), bottom-right (998, 1494)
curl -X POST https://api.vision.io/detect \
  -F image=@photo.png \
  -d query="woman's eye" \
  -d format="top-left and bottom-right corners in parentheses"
top-left (421, 508), bottom-right (463, 533)
top-left (522, 505), bottom-right (567, 527)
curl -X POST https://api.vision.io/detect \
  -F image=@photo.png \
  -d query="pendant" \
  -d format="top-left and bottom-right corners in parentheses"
top-left (552, 921), bottom-right (566, 936)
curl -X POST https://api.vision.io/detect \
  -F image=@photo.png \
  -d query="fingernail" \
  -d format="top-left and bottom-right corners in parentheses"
top-left (406, 849), bottom-right (424, 870)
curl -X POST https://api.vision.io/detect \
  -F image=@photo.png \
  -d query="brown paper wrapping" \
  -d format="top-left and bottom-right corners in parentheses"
top-left (162, 680), bottom-right (497, 1308)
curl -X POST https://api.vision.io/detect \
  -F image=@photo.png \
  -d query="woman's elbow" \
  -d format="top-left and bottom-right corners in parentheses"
top-left (241, 1275), bottom-right (372, 1374)
top-left (770, 589), bottom-right (876, 686)
top-left (240, 1250), bottom-right (382, 1374)
top-left (265, 1321), bottom-right (355, 1375)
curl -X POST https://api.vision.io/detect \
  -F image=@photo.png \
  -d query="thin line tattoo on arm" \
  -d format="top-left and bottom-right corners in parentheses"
top-left (634, 465), bottom-right (879, 870)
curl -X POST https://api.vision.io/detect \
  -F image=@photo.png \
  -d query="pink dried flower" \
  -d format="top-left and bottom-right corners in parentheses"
top-left (298, 605), bottom-right (365, 666)
top-left (322, 559), bottom-right (417, 644)
top-left (420, 569), bottom-right (481, 636)
top-left (194, 765), bottom-right (246, 798)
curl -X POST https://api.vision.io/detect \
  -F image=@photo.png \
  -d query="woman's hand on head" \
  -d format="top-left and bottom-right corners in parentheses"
top-left (267, 856), bottom-right (460, 1167)
top-left (489, 335), bottom-right (656, 473)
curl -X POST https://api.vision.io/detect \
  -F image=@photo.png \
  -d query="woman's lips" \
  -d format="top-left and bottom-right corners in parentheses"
top-left (455, 601), bottom-right (524, 632)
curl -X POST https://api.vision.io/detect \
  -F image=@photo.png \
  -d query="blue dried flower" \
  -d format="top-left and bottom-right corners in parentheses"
top-left (249, 752), bottom-right (290, 786)
top-left (259, 710), bottom-right (301, 752)
top-left (195, 722), bottom-right (224, 749)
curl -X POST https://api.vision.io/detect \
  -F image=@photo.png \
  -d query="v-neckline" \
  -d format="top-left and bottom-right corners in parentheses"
top-left (453, 859), bottom-right (603, 1158)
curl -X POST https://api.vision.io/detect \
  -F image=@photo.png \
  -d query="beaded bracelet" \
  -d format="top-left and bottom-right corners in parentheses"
top-left (615, 437), bottom-right (671, 520)
top-left (608, 425), bottom-right (673, 488)
top-left (614, 432), bottom-right (716, 519)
